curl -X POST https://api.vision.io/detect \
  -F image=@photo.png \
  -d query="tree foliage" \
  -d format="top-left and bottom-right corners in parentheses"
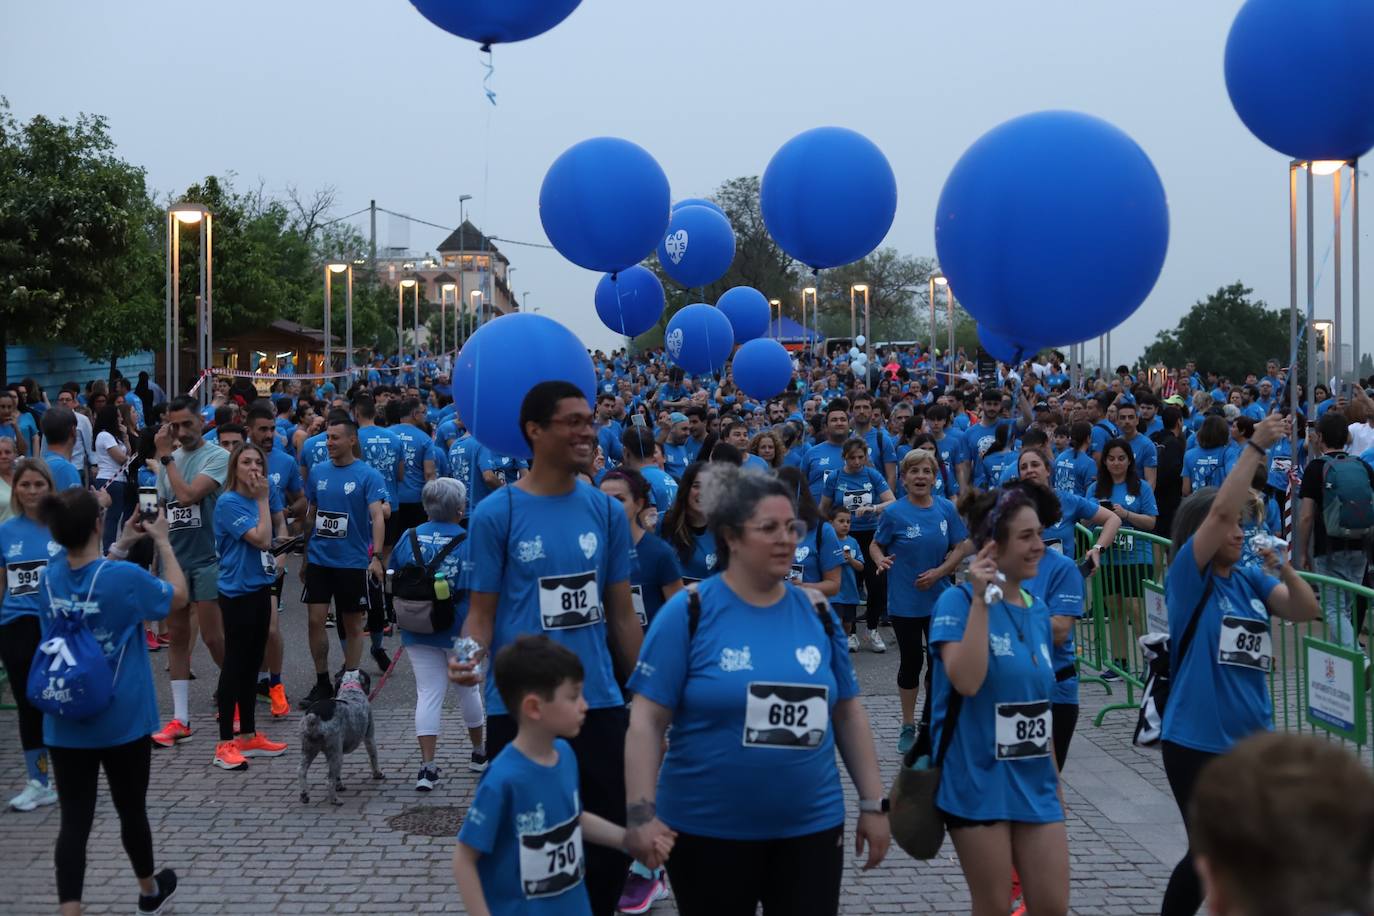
top-left (1138, 282), bottom-right (1289, 380)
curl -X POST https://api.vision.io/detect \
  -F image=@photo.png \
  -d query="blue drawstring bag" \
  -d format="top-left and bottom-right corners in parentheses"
top-left (27, 562), bottom-right (124, 720)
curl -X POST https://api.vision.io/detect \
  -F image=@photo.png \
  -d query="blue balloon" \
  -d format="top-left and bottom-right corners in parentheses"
top-left (672, 198), bottom-right (726, 218)
top-left (1225, 0), bottom-right (1374, 161)
top-left (731, 338), bottom-right (794, 401)
top-left (664, 304), bottom-right (734, 376)
top-left (409, 0), bottom-right (581, 46)
top-left (716, 286), bottom-right (771, 342)
top-left (594, 267), bottom-right (664, 337)
top-left (453, 314), bottom-right (595, 460)
top-left (977, 326), bottom-right (1042, 366)
top-left (657, 205), bottom-right (736, 288)
top-left (540, 138), bottom-right (671, 274)
top-left (760, 127), bottom-right (898, 270)
top-left (935, 111), bottom-right (1168, 346)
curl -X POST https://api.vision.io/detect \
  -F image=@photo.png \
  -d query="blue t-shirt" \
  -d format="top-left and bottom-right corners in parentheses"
top-left (457, 739), bottom-right (591, 916)
top-left (434, 417), bottom-right (463, 457)
top-left (662, 442), bottom-right (690, 480)
top-left (391, 424), bottom-right (436, 504)
top-left (1090, 420), bottom-right (1120, 456)
top-left (855, 426), bottom-right (896, 476)
top-left (1161, 537), bottom-right (1279, 754)
top-left (629, 531), bottom-right (681, 628)
top-left (1121, 434), bottom-right (1158, 476)
top-left (790, 522), bottom-right (843, 585)
top-left (357, 425), bottom-right (402, 504)
top-left (40, 558), bottom-right (175, 749)
top-left (965, 420), bottom-right (1013, 462)
top-left (640, 467), bottom-right (678, 516)
top-left (1100, 481), bottom-right (1158, 566)
top-left (1053, 449), bottom-right (1096, 497)
top-left (0, 515), bottom-right (63, 624)
top-left (874, 497), bottom-right (969, 618)
top-left (821, 466), bottom-right (890, 532)
top-left (801, 441), bottom-right (846, 500)
top-left (266, 447), bottom-right (302, 505)
top-left (213, 490), bottom-right (276, 598)
top-left (1268, 438), bottom-right (1304, 492)
top-left (1023, 550), bottom-right (1084, 705)
top-left (678, 527), bottom-right (719, 584)
top-left (628, 578), bottom-right (860, 840)
top-left (834, 535), bottom-right (862, 605)
top-left (41, 451), bottom-right (83, 492)
top-left (1183, 445), bottom-right (1229, 491)
top-left (447, 434), bottom-right (480, 500)
top-left (300, 431), bottom-right (329, 481)
top-left (474, 447), bottom-right (523, 508)
top-left (1042, 492), bottom-right (1100, 560)
top-left (469, 483), bottom-right (631, 716)
top-left (389, 521), bottom-right (471, 649)
top-left (976, 451), bottom-right (1018, 490)
top-left (306, 460), bottom-right (387, 569)
top-left (929, 585), bottom-right (1062, 823)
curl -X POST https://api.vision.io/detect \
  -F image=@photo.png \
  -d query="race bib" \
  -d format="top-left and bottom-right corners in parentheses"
top-left (1044, 539), bottom-right (1063, 554)
top-left (630, 585), bottom-right (647, 627)
top-left (788, 564), bottom-right (804, 583)
top-left (168, 501), bottom-right (202, 530)
top-left (743, 682), bottom-right (829, 749)
top-left (995, 700), bottom-right (1052, 760)
top-left (1271, 456), bottom-right (1292, 475)
top-left (1217, 616), bottom-right (1272, 672)
top-left (518, 812), bottom-right (584, 900)
top-left (1113, 532), bottom-right (1134, 552)
top-left (537, 572), bottom-right (602, 630)
top-left (6, 559), bottom-right (45, 597)
top-left (842, 489), bottom-right (873, 510)
top-left (315, 510), bottom-right (348, 539)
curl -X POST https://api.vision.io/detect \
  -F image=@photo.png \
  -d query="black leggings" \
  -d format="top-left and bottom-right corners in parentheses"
top-left (1160, 740), bottom-right (1219, 916)
top-left (850, 528), bottom-right (887, 628)
top-left (890, 616), bottom-right (933, 728)
top-left (1052, 702), bottom-right (1078, 769)
top-left (665, 825), bottom-right (844, 916)
top-left (0, 615), bottom-right (45, 751)
top-left (50, 737), bottom-right (155, 903)
top-left (217, 588), bottom-right (272, 741)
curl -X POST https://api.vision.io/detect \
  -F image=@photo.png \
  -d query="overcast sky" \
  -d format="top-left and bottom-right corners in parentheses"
top-left (4, 0), bottom-right (1369, 367)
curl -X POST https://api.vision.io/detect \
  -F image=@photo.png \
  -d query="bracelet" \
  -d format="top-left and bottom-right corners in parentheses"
top-left (1246, 440), bottom-right (1267, 459)
top-left (107, 544), bottom-right (129, 560)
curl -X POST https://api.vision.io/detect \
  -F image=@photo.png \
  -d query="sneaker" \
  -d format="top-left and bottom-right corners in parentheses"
top-left (897, 724), bottom-right (917, 756)
top-left (156, 633), bottom-right (171, 648)
top-left (145, 629), bottom-right (161, 652)
top-left (324, 612), bottom-right (336, 629)
top-left (868, 630), bottom-right (887, 653)
top-left (256, 680), bottom-right (272, 704)
top-left (235, 732), bottom-right (287, 758)
top-left (416, 764), bottom-right (439, 791)
top-left (847, 633), bottom-right (860, 653)
top-left (137, 868), bottom-right (178, 916)
top-left (8, 779), bottom-right (58, 812)
top-left (371, 646), bottom-right (392, 673)
top-left (213, 740), bottom-right (249, 771)
top-left (879, 615), bottom-right (891, 627)
top-left (269, 684), bottom-right (290, 718)
top-left (297, 681), bottom-right (332, 711)
top-left (469, 750), bottom-right (489, 773)
top-left (617, 869), bottom-right (668, 914)
top-left (1102, 669), bottom-right (1122, 683)
top-left (152, 719), bottom-right (193, 748)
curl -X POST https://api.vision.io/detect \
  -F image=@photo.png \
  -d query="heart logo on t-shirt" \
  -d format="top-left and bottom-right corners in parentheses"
top-left (344, 481), bottom-right (356, 495)
top-left (664, 230), bottom-right (689, 265)
top-left (578, 531), bottom-right (598, 559)
top-left (795, 645), bottom-right (821, 675)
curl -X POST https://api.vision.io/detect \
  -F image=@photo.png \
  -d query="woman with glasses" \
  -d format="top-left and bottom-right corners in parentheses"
top-left (624, 464), bottom-right (888, 915)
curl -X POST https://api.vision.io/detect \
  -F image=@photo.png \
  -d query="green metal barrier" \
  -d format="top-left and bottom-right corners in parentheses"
top-left (0, 668), bottom-right (14, 712)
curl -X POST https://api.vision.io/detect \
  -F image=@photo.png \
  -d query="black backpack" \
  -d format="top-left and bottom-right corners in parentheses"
top-left (391, 528), bottom-right (466, 634)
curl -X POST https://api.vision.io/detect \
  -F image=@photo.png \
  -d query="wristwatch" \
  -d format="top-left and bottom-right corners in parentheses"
top-left (858, 798), bottom-right (890, 814)
top-left (159, 455), bottom-right (174, 466)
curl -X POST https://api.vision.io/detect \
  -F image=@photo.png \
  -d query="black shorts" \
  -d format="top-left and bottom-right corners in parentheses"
top-left (940, 809), bottom-right (1001, 830)
top-left (301, 564), bottom-right (369, 613)
top-left (383, 503), bottom-right (403, 548)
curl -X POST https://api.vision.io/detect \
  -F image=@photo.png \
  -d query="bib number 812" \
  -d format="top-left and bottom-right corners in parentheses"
top-left (768, 703), bottom-right (808, 728)
top-left (561, 590), bottom-right (588, 612)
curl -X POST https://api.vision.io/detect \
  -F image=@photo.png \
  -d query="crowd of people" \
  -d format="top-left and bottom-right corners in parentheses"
top-left (2, 341), bottom-right (1374, 916)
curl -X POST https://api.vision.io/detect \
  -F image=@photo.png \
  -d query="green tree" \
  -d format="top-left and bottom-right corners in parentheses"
top-left (0, 99), bottom-right (161, 381)
top-left (812, 247), bottom-right (935, 342)
top-left (1139, 282), bottom-right (1289, 381)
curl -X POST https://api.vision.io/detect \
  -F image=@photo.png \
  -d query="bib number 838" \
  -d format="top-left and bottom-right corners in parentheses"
top-left (1234, 632), bottom-right (1265, 653)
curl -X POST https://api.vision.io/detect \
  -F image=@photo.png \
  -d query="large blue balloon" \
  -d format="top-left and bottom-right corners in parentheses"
top-left (978, 326), bottom-right (1042, 366)
top-left (664, 304), bottom-right (734, 376)
top-left (657, 205), bottom-right (736, 288)
top-left (760, 127), bottom-right (898, 270)
top-left (716, 286), bottom-right (771, 342)
top-left (1224, 0), bottom-right (1374, 161)
top-left (935, 111), bottom-right (1168, 346)
top-left (594, 267), bottom-right (664, 337)
top-left (540, 138), bottom-right (671, 274)
top-left (672, 198), bottom-right (726, 218)
top-left (732, 338), bottom-right (794, 401)
top-left (409, 0), bottom-right (581, 46)
top-left (453, 314), bottom-right (595, 460)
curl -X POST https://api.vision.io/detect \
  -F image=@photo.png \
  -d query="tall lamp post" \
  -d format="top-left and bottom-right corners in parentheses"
top-left (769, 299), bottom-right (782, 339)
top-left (324, 262), bottom-right (352, 380)
top-left (802, 286), bottom-right (817, 355)
top-left (927, 273), bottom-right (947, 363)
top-left (441, 282), bottom-right (457, 353)
top-left (165, 202), bottom-right (212, 398)
top-left (398, 278), bottom-right (418, 364)
top-left (470, 289), bottom-right (484, 334)
top-left (851, 284), bottom-right (871, 366)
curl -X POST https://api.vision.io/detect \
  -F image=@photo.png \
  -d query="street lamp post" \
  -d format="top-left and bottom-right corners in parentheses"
top-left (769, 299), bottom-right (782, 340)
top-left (165, 202), bottom-right (212, 399)
top-left (928, 274), bottom-right (947, 375)
top-left (850, 284), bottom-right (871, 367)
top-left (398, 278), bottom-right (418, 364)
top-left (470, 289), bottom-right (483, 334)
top-left (523, 291), bottom-right (530, 312)
top-left (441, 282), bottom-right (457, 353)
top-left (802, 287), bottom-right (817, 355)
top-left (324, 262), bottom-right (352, 380)
top-left (946, 286), bottom-right (956, 372)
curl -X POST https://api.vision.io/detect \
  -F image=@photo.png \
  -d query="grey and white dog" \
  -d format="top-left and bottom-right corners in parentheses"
top-left (298, 670), bottom-right (385, 805)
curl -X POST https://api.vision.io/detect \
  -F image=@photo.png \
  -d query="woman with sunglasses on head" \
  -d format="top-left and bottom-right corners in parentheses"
top-left (624, 464), bottom-right (888, 916)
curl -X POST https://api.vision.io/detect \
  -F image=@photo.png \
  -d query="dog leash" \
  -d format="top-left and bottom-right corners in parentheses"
top-left (368, 645), bottom-right (406, 702)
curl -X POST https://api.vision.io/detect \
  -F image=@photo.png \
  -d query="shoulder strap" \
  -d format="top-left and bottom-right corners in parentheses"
top-left (1169, 569), bottom-right (1216, 678)
top-left (687, 584), bottom-right (701, 638)
top-left (423, 530), bottom-right (465, 575)
top-left (934, 691), bottom-right (963, 767)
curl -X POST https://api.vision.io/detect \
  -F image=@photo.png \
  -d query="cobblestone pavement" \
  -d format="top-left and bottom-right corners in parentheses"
top-left (0, 584), bottom-right (1185, 914)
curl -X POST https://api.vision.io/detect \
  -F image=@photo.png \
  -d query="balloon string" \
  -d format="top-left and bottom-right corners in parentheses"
top-left (614, 273), bottom-right (628, 336)
top-left (481, 47), bottom-right (497, 105)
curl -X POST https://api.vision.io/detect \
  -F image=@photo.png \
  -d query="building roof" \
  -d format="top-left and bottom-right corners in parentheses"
top-left (435, 220), bottom-right (508, 264)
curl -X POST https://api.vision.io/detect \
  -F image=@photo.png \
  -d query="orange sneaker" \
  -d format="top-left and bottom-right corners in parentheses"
top-left (152, 719), bottom-right (193, 748)
top-left (213, 740), bottom-right (248, 771)
top-left (268, 684), bottom-right (290, 718)
top-left (235, 732), bottom-right (288, 758)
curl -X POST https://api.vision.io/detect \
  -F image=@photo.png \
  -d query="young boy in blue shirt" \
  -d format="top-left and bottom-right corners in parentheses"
top-left (454, 636), bottom-right (674, 915)
top-left (830, 506), bottom-right (865, 652)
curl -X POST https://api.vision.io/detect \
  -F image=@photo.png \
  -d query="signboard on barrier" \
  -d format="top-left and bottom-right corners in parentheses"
top-left (1304, 636), bottom-right (1367, 744)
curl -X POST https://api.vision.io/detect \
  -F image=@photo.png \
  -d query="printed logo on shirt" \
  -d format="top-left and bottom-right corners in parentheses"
top-left (5, 543), bottom-right (19, 559)
top-left (1040, 643), bottom-right (1052, 666)
top-left (989, 632), bottom-right (1014, 657)
top-left (704, 552), bottom-right (717, 570)
top-left (578, 531), bottom-right (598, 560)
top-left (344, 481), bottom-right (356, 496)
top-left (903, 525), bottom-right (921, 540)
top-left (794, 546), bottom-right (811, 563)
top-left (517, 537), bottom-right (546, 564)
top-left (939, 519), bottom-right (948, 536)
top-left (316, 479), bottom-right (328, 491)
top-left (795, 645), bottom-right (822, 675)
top-left (817, 457), bottom-right (830, 466)
top-left (1250, 598), bottom-right (1267, 616)
top-left (634, 660), bottom-right (656, 679)
top-left (719, 646), bottom-right (753, 672)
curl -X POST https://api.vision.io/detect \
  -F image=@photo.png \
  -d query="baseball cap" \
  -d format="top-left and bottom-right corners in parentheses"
top-left (1163, 395), bottom-right (1185, 406)
top-left (668, 412), bottom-right (689, 425)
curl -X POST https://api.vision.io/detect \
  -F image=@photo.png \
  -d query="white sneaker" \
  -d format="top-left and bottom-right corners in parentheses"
top-left (868, 630), bottom-right (887, 653)
top-left (9, 779), bottom-right (57, 812)
top-left (847, 634), bottom-right (860, 653)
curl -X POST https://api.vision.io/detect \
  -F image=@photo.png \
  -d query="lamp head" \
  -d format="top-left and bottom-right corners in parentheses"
top-left (933, 273), bottom-right (948, 286)
top-left (442, 283), bottom-right (456, 292)
top-left (170, 202), bottom-right (209, 224)
top-left (851, 283), bottom-right (868, 293)
top-left (803, 286), bottom-right (817, 295)
top-left (400, 279), bottom-right (417, 289)
top-left (327, 263), bottom-right (349, 274)
top-left (1308, 160), bottom-right (1346, 176)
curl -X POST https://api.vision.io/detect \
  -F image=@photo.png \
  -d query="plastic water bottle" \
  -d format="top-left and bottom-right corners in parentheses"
top-left (451, 636), bottom-right (482, 664)
top-left (983, 572), bottom-right (1007, 605)
top-left (433, 572), bottom-right (450, 601)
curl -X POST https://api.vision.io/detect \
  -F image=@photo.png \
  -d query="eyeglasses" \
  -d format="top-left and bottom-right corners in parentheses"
top-left (742, 519), bottom-right (808, 542)
top-left (545, 415), bottom-right (595, 432)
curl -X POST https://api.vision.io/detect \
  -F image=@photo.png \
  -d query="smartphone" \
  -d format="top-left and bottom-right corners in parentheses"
top-left (631, 413), bottom-right (646, 428)
top-left (270, 534), bottom-right (304, 557)
top-left (137, 486), bottom-right (159, 520)
top-left (1077, 557), bottom-right (1096, 579)
top-left (1098, 500), bottom-right (1114, 511)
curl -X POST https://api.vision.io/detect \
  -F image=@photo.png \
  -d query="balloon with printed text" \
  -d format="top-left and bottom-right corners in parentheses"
top-left (657, 205), bottom-right (736, 289)
top-left (664, 304), bottom-right (735, 376)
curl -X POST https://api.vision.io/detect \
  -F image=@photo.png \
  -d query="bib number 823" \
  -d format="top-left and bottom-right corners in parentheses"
top-left (1016, 717), bottom-right (1047, 741)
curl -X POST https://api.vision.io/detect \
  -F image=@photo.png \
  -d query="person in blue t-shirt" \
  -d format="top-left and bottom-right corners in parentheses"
top-left (872, 448), bottom-right (973, 756)
top-left (1053, 422), bottom-right (1097, 497)
top-left (618, 427), bottom-right (678, 521)
top-left (38, 488), bottom-right (183, 914)
top-left (600, 469), bottom-right (682, 632)
top-left (927, 485), bottom-right (1068, 915)
top-left (1115, 402), bottom-right (1159, 489)
top-left (974, 424), bottom-right (1019, 491)
top-left (623, 464), bottom-right (888, 915)
top-left (1156, 411), bottom-right (1319, 916)
top-left (801, 401), bottom-right (851, 499)
top-left (450, 381), bottom-right (644, 916)
top-left (456, 636), bottom-right (671, 916)
top-left (1094, 438), bottom-right (1160, 679)
top-left (1183, 415), bottom-right (1231, 496)
top-left (1015, 446), bottom-right (1120, 563)
top-left (660, 463), bottom-right (719, 584)
top-left (818, 437), bottom-right (895, 646)
top-left (779, 465), bottom-right (844, 598)
top-left (390, 398), bottom-right (439, 536)
top-left (39, 407), bottom-right (84, 493)
top-left (828, 506), bottom-right (865, 650)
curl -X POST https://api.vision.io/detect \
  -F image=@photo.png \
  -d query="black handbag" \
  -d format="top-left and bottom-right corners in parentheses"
top-left (888, 691), bottom-right (962, 860)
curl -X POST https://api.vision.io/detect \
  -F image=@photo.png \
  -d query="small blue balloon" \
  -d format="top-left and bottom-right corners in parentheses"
top-left (732, 338), bottom-right (794, 401)
top-left (595, 266), bottom-right (664, 337)
top-left (664, 304), bottom-right (734, 376)
top-left (453, 313), bottom-right (595, 460)
top-left (935, 111), bottom-right (1168, 346)
top-left (1225, 0), bottom-right (1374, 161)
top-left (409, 0), bottom-right (581, 46)
top-left (672, 198), bottom-right (726, 218)
top-left (977, 326), bottom-right (1042, 366)
top-left (716, 286), bottom-right (771, 342)
top-left (657, 205), bottom-right (736, 288)
top-left (761, 127), bottom-right (898, 270)
top-left (540, 137), bottom-right (671, 274)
